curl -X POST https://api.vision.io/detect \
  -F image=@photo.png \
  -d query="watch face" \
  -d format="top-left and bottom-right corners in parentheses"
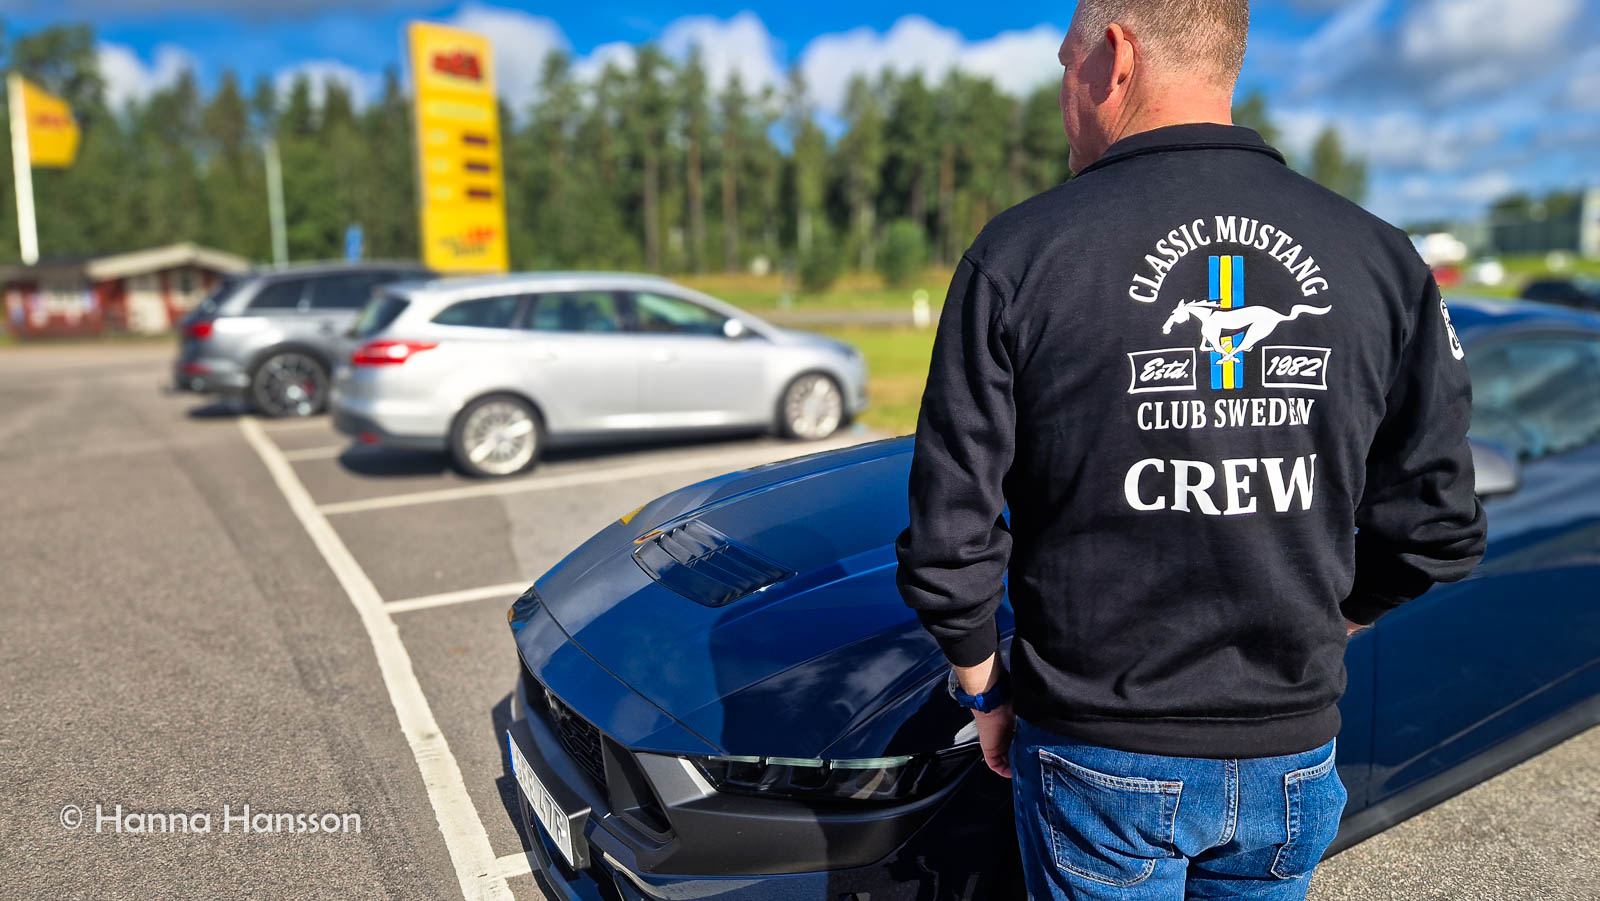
top-left (946, 668), bottom-right (966, 703)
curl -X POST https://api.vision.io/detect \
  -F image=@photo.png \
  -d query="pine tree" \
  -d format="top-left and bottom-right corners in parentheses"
top-left (717, 73), bottom-right (746, 272)
top-left (1309, 126), bottom-right (1367, 204)
top-left (839, 76), bottom-right (884, 269)
top-left (680, 47), bottom-right (709, 273)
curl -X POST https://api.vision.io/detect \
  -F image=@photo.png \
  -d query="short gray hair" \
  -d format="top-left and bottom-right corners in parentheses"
top-left (1071, 0), bottom-right (1249, 87)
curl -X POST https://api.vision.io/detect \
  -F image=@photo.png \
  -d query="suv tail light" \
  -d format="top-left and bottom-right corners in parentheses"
top-left (185, 320), bottom-right (214, 340)
top-left (351, 340), bottom-right (437, 366)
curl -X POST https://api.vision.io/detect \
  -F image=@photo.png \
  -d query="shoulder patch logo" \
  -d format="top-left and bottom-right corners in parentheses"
top-left (1440, 297), bottom-right (1465, 360)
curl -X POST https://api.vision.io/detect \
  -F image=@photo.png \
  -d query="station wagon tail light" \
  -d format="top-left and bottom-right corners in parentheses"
top-left (351, 340), bottom-right (437, 366)
top-left (688, 746), bottom-right (978, 803)
top-left (184, 320), bottom-right (213, 340)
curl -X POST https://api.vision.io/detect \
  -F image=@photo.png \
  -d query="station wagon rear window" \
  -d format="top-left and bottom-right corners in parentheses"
top-left (431, 295), bottom-right (522, 329)
top-left (353, 294), bottom-right (410, 338)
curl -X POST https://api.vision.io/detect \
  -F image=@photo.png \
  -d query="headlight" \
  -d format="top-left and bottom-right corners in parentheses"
top-left (688, 746), bottom-right (977, 803)
top-left (830, 339), bottom-right (861, 361)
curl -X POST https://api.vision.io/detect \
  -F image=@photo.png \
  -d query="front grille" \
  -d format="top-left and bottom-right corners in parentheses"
top-left (523, 659), bottom-right (607, 791)
top-left (547, 690), bottom-right (608, 790)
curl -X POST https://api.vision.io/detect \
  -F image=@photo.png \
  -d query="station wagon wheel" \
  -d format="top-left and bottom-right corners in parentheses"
top-left (778, 373), bottom-right (844, 440)
top-left (250, 351), bottom-right (328, 418)
top-left (451, 395), bottom-right (543, 478)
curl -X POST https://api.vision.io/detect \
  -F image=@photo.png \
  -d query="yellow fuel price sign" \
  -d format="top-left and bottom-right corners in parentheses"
top-left (407, 22), bottom-right (509, 273)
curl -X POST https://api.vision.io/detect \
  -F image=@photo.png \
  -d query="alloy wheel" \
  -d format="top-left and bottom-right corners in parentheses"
top-left (783, 374), bottom-right (843, 440)
top-left (253, 352), bottom-right (326, 418)
top-left (460, 400), bottom-right (538, 476)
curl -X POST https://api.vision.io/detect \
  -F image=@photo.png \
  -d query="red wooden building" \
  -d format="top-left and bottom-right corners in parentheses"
top-left (2, 242), bottom-right (249, 339)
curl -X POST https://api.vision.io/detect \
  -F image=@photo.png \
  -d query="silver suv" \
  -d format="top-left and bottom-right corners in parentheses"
top-left (174, 262), bottom-right (432, 416)
top-left (330, 272), bottom-right (869, 477)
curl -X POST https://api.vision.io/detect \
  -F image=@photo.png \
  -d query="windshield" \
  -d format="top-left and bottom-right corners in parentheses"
top-left (352, 293), bottom-right (410, 338)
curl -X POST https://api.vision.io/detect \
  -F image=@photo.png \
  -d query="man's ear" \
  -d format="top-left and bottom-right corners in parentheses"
top-left (1106, 23), bottom-right (1137, 93)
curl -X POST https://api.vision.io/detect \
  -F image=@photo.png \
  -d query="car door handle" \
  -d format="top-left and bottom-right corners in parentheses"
top-left (529, 350), bottom-right (558, 363)
top-left (651, 349), bottom-right (678, 364)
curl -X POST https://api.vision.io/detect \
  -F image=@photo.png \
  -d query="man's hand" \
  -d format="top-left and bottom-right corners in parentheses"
top-left (1345, 619), bottom-right (1367, 637)
top-left (954, 652), bottom-right (1015, 778)
top-left (973, 704), bottom-right (1016, 779)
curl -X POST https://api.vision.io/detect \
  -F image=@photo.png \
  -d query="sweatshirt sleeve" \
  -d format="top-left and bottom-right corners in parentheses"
top-left (1342, 272), bottom-right (1488, 625)
top-left (894, 255), bottom-right (1016, 666)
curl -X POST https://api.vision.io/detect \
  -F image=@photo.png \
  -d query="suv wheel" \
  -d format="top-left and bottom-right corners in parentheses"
top-left (251, 351), bottom-right (328, 418)
top-left (778, 373), bottom-right (844, 440)
top-left (451, 395), bottom-right (543, 478)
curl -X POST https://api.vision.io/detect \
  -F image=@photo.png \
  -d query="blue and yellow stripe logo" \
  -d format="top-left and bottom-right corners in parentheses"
top-left (1209, 254), bottom-right (1245, 390)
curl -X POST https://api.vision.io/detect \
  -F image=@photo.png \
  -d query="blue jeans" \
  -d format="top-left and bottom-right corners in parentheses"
top-left (1010, 718), bottom-right (1346, 900)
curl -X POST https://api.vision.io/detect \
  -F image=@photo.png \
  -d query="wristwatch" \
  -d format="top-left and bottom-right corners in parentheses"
top-left (948, 668), bottom-right (1010, 713)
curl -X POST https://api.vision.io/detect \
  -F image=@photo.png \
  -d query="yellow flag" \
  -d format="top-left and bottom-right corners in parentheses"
top-left (15, 76), bottom-right (79, 168)
top-left (407, 22), bottom-right (508, 273)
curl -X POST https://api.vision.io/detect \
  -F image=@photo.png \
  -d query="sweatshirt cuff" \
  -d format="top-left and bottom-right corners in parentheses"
top-left (929, 616), bottom-right (1000, 667)
top-left (1340, 591), bottom-right (1406, 626)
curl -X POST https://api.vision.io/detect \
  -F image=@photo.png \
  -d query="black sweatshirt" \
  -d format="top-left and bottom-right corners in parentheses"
top-left (895, 124), bottom-right (1487, 758)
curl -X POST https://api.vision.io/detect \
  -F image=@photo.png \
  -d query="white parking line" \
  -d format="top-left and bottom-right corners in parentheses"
top-left (386, 581), bottom-right (529, 615)
top-left (239, 417), bottom-right (513, 901)
top-left (259, 417), bottom-right (337, 434)
top-left (282, 444), bottom-right (354, 462)
top-left (495, 852), bottom-right (534, 881)
top-left (317, 437), bottom-right (864, 517)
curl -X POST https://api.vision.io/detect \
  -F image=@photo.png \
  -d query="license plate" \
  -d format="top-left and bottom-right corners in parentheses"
top-left (508, 732), bottom-right (580, 869)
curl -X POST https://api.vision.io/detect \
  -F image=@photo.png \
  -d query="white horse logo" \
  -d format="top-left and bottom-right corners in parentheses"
top-left (1161, 299), bottom-right (1331, 363)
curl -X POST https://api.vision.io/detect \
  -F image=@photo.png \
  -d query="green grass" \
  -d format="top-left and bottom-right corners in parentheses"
top-left (679, 270), bottom-right (949, 435)
top-left (678, 268), bottom-right (953, 313)
top-left (818, 326), bottom-right (937, 436)
top-left (1461, 254), bottom-right (1600, 299)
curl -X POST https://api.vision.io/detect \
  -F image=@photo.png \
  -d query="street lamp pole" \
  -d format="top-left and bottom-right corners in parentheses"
top-left (263, 138), bottom-right (288, 266)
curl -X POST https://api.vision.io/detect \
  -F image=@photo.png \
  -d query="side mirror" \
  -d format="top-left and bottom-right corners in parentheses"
top-left (1470, 439), bottom-right (1521, 498)
top-left (722, 318), bottom-right (749, 340)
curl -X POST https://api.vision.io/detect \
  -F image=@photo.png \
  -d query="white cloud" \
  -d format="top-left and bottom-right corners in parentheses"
top-left (1392, 169), bottom-right (1515, 216)
top-left (659, 11), bottom-right (784, 92)
top-left (1273, 0), bottom-right (1387, 99)
top-left (1285, 0), bottom-right (1367, 9)
top-left (1281, 0), bottom-right (1584, 106)
top-left (26, 0), bottom-right (426, 16)
top-left (1568, 47), bottom-right (1600, 111)
top-left (445, 2), bottom-right (569, 111)
top-left (1391, 0), bottom-right (1579, 105)
top-left (953, 25), bottom-right (1066, 97)
top-left (1398, 0), bottom-right (1579, 68)
top-left (572, 41), bottom-right (637, 83)
top-left (799, 15), bottom-right (1064, 113)
top-left (1250, 0), bottom-right (1600, 222)
top-left (97, 42), bottom-right (196, 111)
top-left (274, 60), bottom-right (380, 109)
top-left (1279, 108), bottom-right (1504, 173)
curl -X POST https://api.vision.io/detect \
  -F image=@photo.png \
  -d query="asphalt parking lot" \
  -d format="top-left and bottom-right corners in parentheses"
top-left (2, 342), bottom-right (1596, 900)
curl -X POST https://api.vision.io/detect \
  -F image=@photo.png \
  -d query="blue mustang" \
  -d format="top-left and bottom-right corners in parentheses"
top-left (504, 297), bottom-right (1600, 900)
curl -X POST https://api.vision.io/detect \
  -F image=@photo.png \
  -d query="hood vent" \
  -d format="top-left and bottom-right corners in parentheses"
top-left (632, 519), bottom-right (794, 607)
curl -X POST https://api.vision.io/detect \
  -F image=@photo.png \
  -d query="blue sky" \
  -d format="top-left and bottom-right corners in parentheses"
top-left (4, 0), bottom-right (1596, 225)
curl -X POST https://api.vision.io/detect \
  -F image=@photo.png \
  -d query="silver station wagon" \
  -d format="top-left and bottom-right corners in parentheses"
top-left (329, 272), bottom-right (869, 477)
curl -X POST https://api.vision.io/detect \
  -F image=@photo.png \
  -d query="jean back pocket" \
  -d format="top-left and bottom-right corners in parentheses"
top-left (1038, 748), bottom-right (1183, 888)
top-left (1270, 744), bottom-right (1348, 879)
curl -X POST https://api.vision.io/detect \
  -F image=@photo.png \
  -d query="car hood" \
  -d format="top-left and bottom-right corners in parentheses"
top-left (772, 326), bottom-right (858, 357)
top-left (521, 437), bottom-right (1004, 758)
